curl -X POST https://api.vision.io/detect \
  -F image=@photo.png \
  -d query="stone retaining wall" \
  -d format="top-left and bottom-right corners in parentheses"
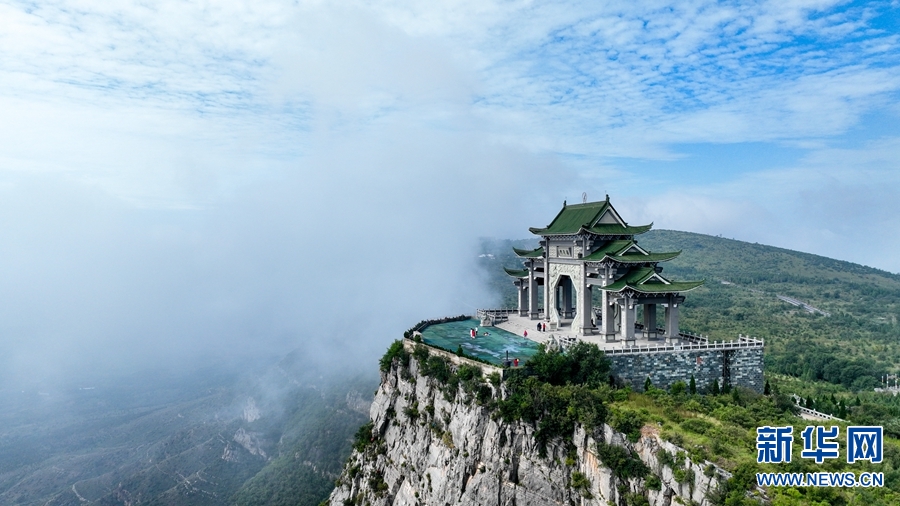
top-left (608, 347), bottom-right (764, 393)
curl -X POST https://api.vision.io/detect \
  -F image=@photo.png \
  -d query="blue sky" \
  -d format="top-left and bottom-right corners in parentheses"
top-left (1, 0), bottom-right (898, 379)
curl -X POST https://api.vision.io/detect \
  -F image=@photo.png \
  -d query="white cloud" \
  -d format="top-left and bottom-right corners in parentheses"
top-left (621, 136), bottom-right (900, 272)
top-left (0, 0), bottom-right (899, 382)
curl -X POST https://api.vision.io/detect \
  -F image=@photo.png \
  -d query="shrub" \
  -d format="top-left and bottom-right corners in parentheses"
top-left (680, 417), bottom-right (713, 435)
top-left (610, 408), bottom-right (646, 442)
top-left (526, 342), bottom-right (611, 386)
top-left (571, 471), bottom-right (593, 498)
top-left (379, 340), bottom-right (409, 372)
top-left (423, 356), bottom-right (452, 382)
top-left (595, 440), bottom-right (649, 480)
top-left (352, 421), bottom-right (375, 452)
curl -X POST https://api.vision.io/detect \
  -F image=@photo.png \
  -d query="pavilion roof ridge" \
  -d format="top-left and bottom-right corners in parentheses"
top-left (529, 198), bottom-right (644, 236)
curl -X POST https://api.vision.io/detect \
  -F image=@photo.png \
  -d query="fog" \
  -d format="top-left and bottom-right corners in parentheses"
top-left (0, 127), bottom-right (579, 387)
top-left (2, 0), bottom-right (900, 388)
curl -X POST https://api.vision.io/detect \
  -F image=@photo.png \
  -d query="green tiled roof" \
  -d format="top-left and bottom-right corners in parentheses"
top-left (513, 246), bottom-right (544, 258)
top-left (528, 200), bottom-right (652, 237)
top-left (582, 240), bottom-right (633, 260)
top-left (503, 267), bottom-right (530, 278)
top-left (585, 223), bottom-right (653, 236)
top-left (600, 266), bottom-right (704, 294)
top-left (582, 240), bottom-right (680, 264)
top-left (529, 201), bottom-right (610, 236)
top-left (611, 251), bottom-right (681, 263)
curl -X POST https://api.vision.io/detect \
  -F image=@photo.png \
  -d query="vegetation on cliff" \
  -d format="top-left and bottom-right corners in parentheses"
top-left (374, 332), bottom-right (900, 505)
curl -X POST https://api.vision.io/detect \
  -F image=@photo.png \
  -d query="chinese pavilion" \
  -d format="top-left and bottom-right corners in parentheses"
top-left (504, 196), bottom-right (703, 342)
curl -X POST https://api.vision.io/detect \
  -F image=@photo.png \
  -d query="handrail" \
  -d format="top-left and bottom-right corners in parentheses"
top-left (794, 405), bottom-right (845, 422)
top-left (472, 308), bottom-right (765, 355)
top-left (603, 336), bottom-right (764, 355)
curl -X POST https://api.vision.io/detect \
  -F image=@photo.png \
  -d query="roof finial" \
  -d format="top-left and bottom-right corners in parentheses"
top-left (563, 199), bottom-right (567, 207)
top-left (582, 192), bottom-right (587, 203)
top-left (605, 193), bottom-right (609, 202)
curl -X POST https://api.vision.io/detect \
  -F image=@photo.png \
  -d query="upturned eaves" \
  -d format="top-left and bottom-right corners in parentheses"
top-left (513, 246), bottom-right (545, 258)
top-left (503, 267), bottom-right (530, 278)
top-left (600, 266), bottom-right (704, 294)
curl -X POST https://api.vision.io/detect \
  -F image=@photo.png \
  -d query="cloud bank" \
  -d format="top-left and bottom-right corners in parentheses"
top-left (0, 0), bottom-right (898, 383)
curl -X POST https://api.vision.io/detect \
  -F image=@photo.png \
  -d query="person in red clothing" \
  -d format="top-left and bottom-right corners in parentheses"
top-left (524, 329), bottom-right (528, 338)
top-left (514, 358), bottom-right (519, 367)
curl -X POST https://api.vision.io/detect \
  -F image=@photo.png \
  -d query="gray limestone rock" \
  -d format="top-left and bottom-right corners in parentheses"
top-left (327, 359), bottom-right (730, 506)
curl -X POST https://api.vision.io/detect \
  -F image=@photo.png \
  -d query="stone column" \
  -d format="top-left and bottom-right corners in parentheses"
top-left (600, 268), bottom-right (616, 341)
top-left (544, 259), bottom-right (551, 324)
top-left (517, 281), bottom-right (527, 316)
top-left (644, 303), bottom-right (657, 340)
top-left (578, 264), bottom-right (592, 335)
top-left (528, 263), bottom-right (539, 319)
top-left (621, 296), bottom-right (636, 342)
top-left (665, 294), bottom-right (680, 341)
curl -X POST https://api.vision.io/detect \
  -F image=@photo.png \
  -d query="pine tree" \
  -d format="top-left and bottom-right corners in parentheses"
top-left (689, 375), bottom-right (696, 395)
top-left (644, 376), bottom-right (652, 392)
top-left (711, 379), bottom-right (720, 395)
top-left (764, 380), bottom-right (771, 395)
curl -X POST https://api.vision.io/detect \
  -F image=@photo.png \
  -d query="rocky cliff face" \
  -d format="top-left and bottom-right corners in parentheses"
top-left (328, 357), bottom-right (730, 506)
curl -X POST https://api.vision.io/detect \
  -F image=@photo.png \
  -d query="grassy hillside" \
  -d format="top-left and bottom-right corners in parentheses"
top-left (641, 230), bottom-right (900, 389)
top-left (482, 230), bottom-right (900, 390)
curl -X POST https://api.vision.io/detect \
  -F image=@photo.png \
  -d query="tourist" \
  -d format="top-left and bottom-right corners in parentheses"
top-left (536, 322), bottom-right (541, 332)
top-left (514, 358), bottom-right (519, 367)
top-left (523, 329), bottom-right (528, 338)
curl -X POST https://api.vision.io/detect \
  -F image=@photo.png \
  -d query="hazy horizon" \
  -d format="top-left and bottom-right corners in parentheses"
top-left (2, 0), bottom-right (899, 384)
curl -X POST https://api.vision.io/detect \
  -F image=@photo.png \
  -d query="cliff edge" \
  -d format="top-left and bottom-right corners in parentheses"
top-left (327, 342), bottom-right (737, 506)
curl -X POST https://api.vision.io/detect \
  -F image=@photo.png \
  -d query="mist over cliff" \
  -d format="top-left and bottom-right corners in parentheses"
top-left (0, 130), bottom-right (575, 389)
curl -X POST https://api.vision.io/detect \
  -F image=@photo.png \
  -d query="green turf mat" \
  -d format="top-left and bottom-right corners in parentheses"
top-left (419, 318), bottom-right (540, 365)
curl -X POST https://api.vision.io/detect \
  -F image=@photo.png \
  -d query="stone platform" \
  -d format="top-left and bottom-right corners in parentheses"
top-left (494, 313), bottom-right (685, 350)
top-left (490, 313), bottom-right (764, 393)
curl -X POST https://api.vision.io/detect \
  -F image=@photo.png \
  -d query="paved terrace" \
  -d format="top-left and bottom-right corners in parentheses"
top-left (481, 309), bottom-right (763, 354)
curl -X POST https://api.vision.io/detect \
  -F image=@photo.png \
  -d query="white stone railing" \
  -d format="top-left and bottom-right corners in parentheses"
top-left (476, 308), bottom-right (518, 325)
top-left (795, 405), bottom-right (845, 422)
top-left (603, 336), bottom-right (764, 355)
top-left (472, 308), bottom-right (764, 355)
